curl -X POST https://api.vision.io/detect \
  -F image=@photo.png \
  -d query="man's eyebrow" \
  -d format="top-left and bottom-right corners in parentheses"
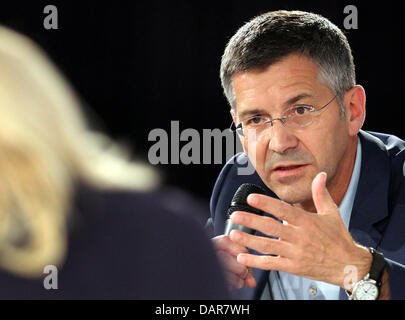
top-left (283, 93), bottom-right (314, 107)
top-left (237, 108), bottom-right (267, 120)
top-left (237, 93), bottom-right (314, 120)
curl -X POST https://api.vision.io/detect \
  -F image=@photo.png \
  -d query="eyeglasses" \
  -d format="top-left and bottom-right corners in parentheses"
top-left (232, 94), bottom-right (337, 138)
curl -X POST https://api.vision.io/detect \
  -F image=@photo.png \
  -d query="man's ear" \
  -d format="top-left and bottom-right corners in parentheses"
top-left (230, 108), bottom-right (246, 148)
top-left (344, 85), bottom-right (366, 136)
top-left (230, 109), bottom-right (237, 124)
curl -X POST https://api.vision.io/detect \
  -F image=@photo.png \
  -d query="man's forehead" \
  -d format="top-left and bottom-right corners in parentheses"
top-left (233, 81), bottom-right (319, 114)
top-left (232, 55), bottom-right (323, 112)
top-left (233, 55), bottom-right (320, 87)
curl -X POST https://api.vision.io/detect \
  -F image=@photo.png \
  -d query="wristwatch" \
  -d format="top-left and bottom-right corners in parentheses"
top-left (346, 247), bottom-right (386, 300)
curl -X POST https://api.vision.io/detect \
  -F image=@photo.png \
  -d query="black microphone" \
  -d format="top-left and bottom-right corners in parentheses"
top-left (224, 183), bottom-right (268, 235)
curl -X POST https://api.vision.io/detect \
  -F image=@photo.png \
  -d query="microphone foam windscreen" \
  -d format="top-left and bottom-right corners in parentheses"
top-left (227, 183), bottom-right (268, 218)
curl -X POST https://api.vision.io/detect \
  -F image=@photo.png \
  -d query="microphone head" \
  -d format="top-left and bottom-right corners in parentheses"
top-left (224, 183), bottom-right (268, 235)
top-left (227, 183), bottom-right (268, 218)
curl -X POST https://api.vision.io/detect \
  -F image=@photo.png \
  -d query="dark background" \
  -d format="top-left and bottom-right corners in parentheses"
top-left (1, 0), bottom-right (403, 217)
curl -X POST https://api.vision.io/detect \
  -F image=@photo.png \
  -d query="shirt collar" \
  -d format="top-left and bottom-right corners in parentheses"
top-left (339, 137), bottom-right (362, 229)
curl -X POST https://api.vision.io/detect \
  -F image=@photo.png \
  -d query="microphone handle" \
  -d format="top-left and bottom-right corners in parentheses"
top-left (224, 218), bottom-right (255, 235)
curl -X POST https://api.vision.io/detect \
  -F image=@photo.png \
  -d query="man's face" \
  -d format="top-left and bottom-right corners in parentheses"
top-left (232, 54), bottom-right (353, 205)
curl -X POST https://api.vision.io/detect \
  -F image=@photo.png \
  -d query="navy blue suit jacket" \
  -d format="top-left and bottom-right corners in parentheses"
top-left (207, 130), bottom-right (405, 300)
top-left (0, 184), bottom-right (229, 299)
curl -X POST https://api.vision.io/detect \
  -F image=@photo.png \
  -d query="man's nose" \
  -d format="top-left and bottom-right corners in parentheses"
top-left (267, 120), bottom-right (298, 154)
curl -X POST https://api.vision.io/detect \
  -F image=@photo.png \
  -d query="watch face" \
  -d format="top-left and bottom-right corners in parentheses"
top-left (354, 281), bottom-right (379, 300)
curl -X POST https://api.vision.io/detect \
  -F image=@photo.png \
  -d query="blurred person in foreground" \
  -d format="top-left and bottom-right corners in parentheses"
top-left (208, 10), bottom-right (405, 300)
top-left (0, 25), bottom-right (229, 299)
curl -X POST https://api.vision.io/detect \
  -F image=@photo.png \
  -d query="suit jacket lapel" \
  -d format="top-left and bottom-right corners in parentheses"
top-left (349, 131), bottom-right (390, 249)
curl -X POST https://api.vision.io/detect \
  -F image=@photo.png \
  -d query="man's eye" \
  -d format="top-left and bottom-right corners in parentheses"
top-left (293, 106), bottom-right (311, 116)
top-left (246, 116), bottom-right (264, 125)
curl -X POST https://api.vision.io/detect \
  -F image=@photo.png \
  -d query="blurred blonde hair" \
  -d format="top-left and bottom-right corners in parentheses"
top-left (0, 26), bottom-right (159, 277)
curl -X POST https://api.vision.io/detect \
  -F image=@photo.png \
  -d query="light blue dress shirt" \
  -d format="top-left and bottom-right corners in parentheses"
top-left (261, 138), bottom-right (362, 300)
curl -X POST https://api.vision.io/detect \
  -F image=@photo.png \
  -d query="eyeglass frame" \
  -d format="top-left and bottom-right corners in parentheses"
top-left (230, 94), bottom-right (338, 137)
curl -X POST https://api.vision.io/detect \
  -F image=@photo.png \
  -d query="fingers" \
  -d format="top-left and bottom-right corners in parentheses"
top-left (230, 211), bottom-right (293, 241)
top-left (216, 249), bottom-right (249, 280)
top-left (223, 267), bottom-right (256, 289)
top-left (244, 270), bottom-right (257, 288)
top-left (237, 253), bottom-right (292, 273)
top-left (212, 235), bottom-right (255, 289)
top-left (212, 234), bottom-right (249, 256)
top-left (246, 193), bottom-right (300, 224)
top-left (311, 172), bottom-right (338, 214)
top-left (229, 229), bottom-right (291, 257)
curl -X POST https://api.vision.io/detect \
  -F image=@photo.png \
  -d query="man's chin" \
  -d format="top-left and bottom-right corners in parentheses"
top-left (276, 191), bottom-right (312, 205)
top-left (266, 180), bottom-right (313, 204)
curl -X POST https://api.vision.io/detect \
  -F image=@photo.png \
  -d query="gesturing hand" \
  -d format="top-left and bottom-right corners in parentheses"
top-left (229, 172), bottom-right (372, 288)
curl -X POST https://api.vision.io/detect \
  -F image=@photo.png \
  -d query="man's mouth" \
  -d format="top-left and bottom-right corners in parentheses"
top-left (274, 164), bottom-right (307, 171)
top-left (272, 163), bottom-right (309, 177)
top-left (276, 165), bottom-right (304, 171)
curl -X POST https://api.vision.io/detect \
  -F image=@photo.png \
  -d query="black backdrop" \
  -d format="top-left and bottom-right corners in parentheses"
top-left (1, 0), bottom-right (403, 215)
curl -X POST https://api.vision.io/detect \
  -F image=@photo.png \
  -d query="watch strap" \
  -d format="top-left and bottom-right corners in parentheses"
top-left (368, 247), bottom-right (386, 286)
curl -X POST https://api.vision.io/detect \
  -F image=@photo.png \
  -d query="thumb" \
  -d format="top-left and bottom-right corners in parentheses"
top-left (312, 172), bottom-right (337, 215)
top-left (244, 267), bottom-right (257, 288)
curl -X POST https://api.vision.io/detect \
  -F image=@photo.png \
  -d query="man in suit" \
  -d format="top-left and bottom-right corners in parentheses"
top-left (207, 10), bottom-right (405, 300)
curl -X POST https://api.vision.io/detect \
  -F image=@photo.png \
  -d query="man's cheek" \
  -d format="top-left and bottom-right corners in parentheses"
top-left (246, 140), bottom-right (269, 175)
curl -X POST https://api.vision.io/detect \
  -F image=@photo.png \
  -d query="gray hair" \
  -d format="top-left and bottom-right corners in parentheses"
top-left (220, 10), bottom-right (356, 117)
